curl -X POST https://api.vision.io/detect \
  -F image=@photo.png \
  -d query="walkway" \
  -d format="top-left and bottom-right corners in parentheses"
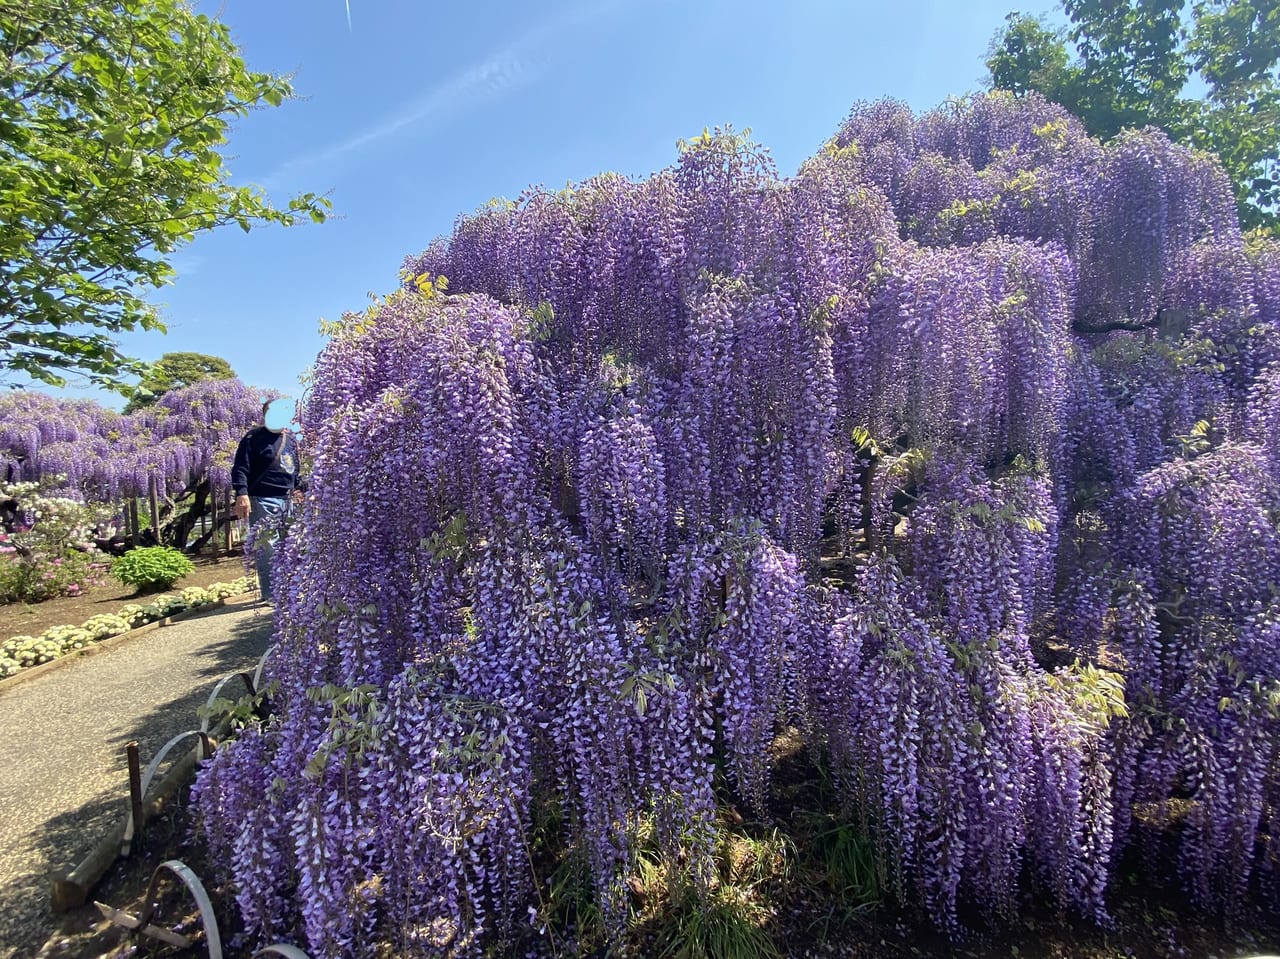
top-left (0, 599), bottom-right (274, 959)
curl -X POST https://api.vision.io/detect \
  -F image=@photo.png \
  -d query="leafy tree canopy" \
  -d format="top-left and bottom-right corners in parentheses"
top-left (0, 0), bottom-right (330, 392)
top-left (986, 0), bottom-right (1280, 231)
top-left (122, 350), bottom-right (234, 413)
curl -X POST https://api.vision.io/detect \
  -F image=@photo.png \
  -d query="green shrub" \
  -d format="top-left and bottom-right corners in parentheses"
top-left (0, 480), bottom-right (111, 604)
top-left (141, 595), bottom-right (189, 618)
top-left (111, 547), bottom-right (195, 593)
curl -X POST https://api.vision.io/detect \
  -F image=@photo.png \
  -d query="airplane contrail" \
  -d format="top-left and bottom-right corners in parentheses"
top-left (344, 0), bottom-right (352, 32)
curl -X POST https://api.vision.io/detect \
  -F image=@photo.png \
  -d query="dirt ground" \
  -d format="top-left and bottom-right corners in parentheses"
top-left (0, 553), bottom-right (250, 642)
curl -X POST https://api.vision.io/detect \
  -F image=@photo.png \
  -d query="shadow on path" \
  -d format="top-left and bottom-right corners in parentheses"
top-left (0, 603), bottom-right (276, 959)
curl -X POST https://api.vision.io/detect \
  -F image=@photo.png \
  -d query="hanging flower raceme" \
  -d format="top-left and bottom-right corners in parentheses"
top-left (1108, 445), bottom-right (1280, 913)
top-left (1247, 362), bottom-right (1280, 481)
top-left (577, 402), bottom-right (668, 585)
top-left (663, 525), bottom-right (804, 817)
top-left (905, 455), bottom-right (1058, 641)
top-left (665, 274), bottom-right (836, 552)
top-left (850, 236), bottom-right (1074, 475)
top-left (810, 555), bottom-right (1118, 928)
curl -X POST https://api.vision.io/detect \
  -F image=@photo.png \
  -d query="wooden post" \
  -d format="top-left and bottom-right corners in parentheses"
top-left (126, 742), bottom-right (144, 851)
top-left (129, 499), bottom-right (140, 548)
top-left (209, 489), bottom-right (218, 560)
top-left (148, 475), bottom-right (160, 543)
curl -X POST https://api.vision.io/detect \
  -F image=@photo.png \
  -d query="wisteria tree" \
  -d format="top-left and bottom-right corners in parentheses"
top-left (194, 93), bottom-right (1280, 957)
top-left (0, 377), bottom-right (268, 551)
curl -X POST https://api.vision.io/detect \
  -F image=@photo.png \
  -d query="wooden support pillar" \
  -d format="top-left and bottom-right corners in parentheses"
top-left (129, 499), bottom-right (140, 548)
top-left (209, 490), bottom-right (218, 560)
top-left (148, 475), bottom-right (160, 543)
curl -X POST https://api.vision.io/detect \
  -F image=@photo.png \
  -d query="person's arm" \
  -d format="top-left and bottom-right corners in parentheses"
top-left (231, 433), bottom-right (252, 519)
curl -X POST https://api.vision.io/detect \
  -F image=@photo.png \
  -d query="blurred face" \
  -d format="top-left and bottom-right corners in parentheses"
top-left (263, 398), bottom-right (296, 432)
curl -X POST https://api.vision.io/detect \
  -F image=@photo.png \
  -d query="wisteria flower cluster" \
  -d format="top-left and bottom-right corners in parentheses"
top-left (0, 377), bottom-right (266, 501)
top-left (195, 92), bottom-right (1280, 956)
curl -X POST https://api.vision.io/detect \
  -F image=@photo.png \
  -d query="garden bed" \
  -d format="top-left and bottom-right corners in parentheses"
top-left (0, 554), bottom-right (254, 679)
top-left (0, 553), bottom-right (247, 642)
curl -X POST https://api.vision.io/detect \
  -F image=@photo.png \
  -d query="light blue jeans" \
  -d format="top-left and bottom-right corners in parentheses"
top-left (248, 496), bottom-right (288, 602)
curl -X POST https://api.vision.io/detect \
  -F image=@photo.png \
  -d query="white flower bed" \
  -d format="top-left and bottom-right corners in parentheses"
top-left (0, 577), bottom-right (255, 678)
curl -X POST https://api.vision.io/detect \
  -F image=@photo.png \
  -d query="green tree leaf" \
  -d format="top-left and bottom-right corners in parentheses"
top-left (0, 0), bottom-right (332, 391)
top-left (986, 1), bottom-right (1280, 231)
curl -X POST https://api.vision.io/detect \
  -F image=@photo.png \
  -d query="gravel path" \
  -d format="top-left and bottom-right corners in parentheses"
top-left (0, 599), bottom-right (274, 959)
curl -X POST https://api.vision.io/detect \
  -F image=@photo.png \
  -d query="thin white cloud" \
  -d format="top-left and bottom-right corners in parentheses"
top-left (265, 2), bottom-right (620, 189)
top-left (322, 50), bottom-right (528, 157)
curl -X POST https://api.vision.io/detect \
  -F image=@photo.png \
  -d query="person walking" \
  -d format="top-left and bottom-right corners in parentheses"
top-left (231, 398), bottom-right (305, 603)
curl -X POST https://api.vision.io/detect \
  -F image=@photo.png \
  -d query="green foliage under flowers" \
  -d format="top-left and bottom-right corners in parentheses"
top-left (652, 883), bottom-right (780, 959)
top-left (0, 577), bottom-right (253, 678)
top-left (0, 480), bottom-right (112, 603)
top-left (111, 546), bottom-right (195, 593)
top-left (635, 819), bottom-right (791, 959)
top-left (514, 793), bottom-right (796, 958)
top-left (198, 679), bottom-right (277, 734)
top-left (794, 811), bottom-right (883, 908)
top-left (0, 548), bottom-right (103, 604)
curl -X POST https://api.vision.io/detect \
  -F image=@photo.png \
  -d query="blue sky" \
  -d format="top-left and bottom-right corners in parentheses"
top-left (60, 0), bottom-right (1056, 408)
